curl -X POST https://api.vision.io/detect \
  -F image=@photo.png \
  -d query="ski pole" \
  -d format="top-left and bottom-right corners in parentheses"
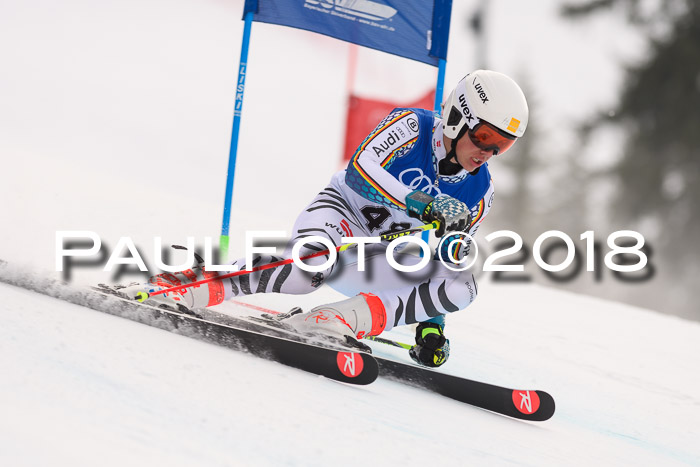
top-left (139, 221), bottom-right (440, 302)
top-left (364, 335), bottom-right (413, 350)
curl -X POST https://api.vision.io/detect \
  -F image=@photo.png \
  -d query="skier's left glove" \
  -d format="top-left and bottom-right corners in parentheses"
top-left (405, 190), bottom-right (471, 237)
top-left (409, 322), bottom-right (450, 367)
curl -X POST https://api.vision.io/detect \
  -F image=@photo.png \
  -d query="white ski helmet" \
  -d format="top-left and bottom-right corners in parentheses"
top-left (442, 70), bottom-right (528, 154)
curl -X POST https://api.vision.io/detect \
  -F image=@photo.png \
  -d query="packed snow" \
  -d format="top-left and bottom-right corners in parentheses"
top-left (2, 276), bottom-right (700, 466)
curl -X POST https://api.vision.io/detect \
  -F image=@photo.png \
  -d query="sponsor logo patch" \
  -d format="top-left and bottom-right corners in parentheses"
top-left (512, 390), bottom-right (541, 415)
top-left (337, 352), bottom-right (364, 378)
top-left (455, 80), bottom-right (479, 129)
top-left (399, 168), bottom-right (442, 196)
top-left (507, 117), bottom-right (520, 133)
top-left (305, 0), bottom-right (397, 22)
top-left (473, 80), bottom-right (489, 104)
top-left (371, 129), bottom-right (403, 155)
top-left (370, 114), bottom-right (418, 156)
top-left (406, 117), bottom-right (419, 132)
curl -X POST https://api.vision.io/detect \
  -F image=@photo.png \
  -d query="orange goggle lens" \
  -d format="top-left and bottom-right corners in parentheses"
top-left (468, 121), bottom-right (517, 155)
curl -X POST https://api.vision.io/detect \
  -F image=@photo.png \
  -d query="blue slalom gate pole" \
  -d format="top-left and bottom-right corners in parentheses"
top-left (422, 58), bottom-right (448, 249)
top-left (220, 11), bottom-right (254, 259)
top-left (434, 58), bottom-right (447, 112)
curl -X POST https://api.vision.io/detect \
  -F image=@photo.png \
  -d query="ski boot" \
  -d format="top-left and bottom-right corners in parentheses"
top-left (270, 293), bottom-right (387, 353)
top-left (99, 267), bottom-right (224, 317)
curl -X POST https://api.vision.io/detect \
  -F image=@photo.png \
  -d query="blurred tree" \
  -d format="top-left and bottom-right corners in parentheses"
top-left (490, 75), bottom-right (539, 239)
top-left (561, 0), bottom-right (700, 319)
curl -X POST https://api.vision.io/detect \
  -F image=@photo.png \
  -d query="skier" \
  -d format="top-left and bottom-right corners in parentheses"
top-left (117, 70), bottom-right (529, 367)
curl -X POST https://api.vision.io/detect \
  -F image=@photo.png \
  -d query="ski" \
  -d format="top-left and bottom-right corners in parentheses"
top-left (364, 335), bottom-right (555, 420)
top-left (372, 356), bottom-right (555, 421)
top-left (98, 289), bottom-right (378, 385)
top-left (0, 266), bottom-right (378, 385)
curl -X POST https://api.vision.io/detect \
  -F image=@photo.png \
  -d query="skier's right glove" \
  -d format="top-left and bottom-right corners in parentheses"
top-left (405, 190), bottom-right (471, 237)
top-left (434, 232), bottom-right (471, 265)
top-left (409, 322), bottom-right (450, 367)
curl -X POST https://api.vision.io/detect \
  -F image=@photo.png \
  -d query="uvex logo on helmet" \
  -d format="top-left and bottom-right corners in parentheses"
top-left (458, 94), bottom-right (474, 121)
top-left (473, 79), bottom-right (489, 104)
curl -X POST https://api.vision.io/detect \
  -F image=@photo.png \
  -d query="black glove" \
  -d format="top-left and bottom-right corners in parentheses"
top-left (409, 322), bottom-right (450, 367)
top-left (405, 190), bottom-right (471, 237)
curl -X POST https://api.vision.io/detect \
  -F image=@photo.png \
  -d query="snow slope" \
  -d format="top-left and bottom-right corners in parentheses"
top-left (2, 275), bottom-right (700, 466)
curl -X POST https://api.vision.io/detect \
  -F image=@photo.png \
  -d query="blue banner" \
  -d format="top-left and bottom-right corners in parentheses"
top-left (243, 0), bottom-right (452, 66)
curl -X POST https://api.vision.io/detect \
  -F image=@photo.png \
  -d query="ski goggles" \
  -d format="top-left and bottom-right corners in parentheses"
top-left (467, 120), bottom-right (517, 155)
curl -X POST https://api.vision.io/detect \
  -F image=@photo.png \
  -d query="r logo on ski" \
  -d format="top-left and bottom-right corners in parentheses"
top-left (519, 391), bottom-right (532, 413)
top-left (343, 353), bottom-right (356, 376)
top-left (512, 389), bottom-right (541, 415)
top-left (336, 351), bottom-right (364, 378)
